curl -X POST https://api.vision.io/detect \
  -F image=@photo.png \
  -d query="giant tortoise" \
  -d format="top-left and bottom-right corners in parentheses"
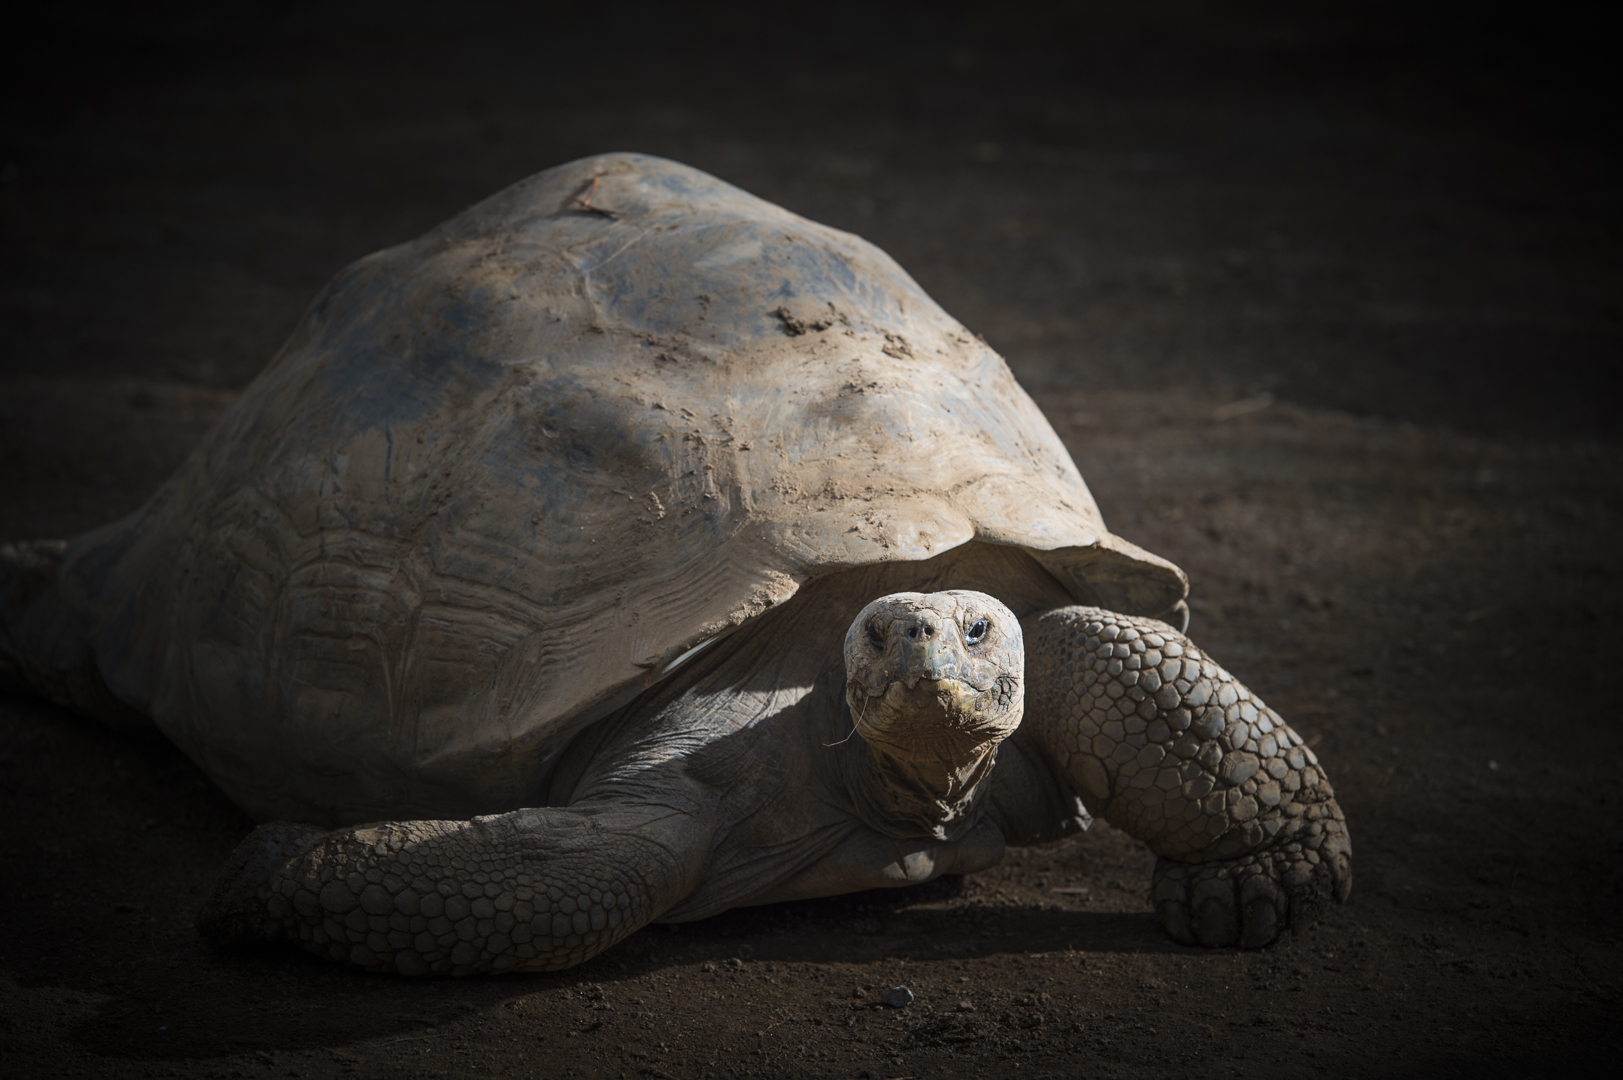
top-left (0, 153), bottom-right (1350, 974)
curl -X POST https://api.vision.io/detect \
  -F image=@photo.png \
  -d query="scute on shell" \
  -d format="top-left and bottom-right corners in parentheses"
top-left (57, 153), bottom-right (1185, 825)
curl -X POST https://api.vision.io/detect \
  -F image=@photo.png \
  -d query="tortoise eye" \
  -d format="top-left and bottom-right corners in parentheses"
top-left (866, 623), bottom-right (885, 650)
top-left (966, 618), bottom-right (989, 644)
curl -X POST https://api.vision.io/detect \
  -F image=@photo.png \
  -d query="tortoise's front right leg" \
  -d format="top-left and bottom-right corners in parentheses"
top-left (1023, 606), bottom-right (1351, 947)
top-left (198, 797), bottom-right (714, 975)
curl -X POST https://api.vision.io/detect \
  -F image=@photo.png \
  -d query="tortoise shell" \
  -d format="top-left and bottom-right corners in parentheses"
top-left (59, 153), bottom-right (1185, 823)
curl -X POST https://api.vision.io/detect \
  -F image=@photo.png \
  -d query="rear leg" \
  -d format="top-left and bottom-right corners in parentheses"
top-left (198, 775), bottom-right (720, 975)
top-left (0, 539), bottom-right (147, 726)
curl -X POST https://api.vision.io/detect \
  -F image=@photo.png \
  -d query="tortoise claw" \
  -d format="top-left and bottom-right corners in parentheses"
top-left (197, 821), bottom-right (327, 945)
top-left (1151, 816), bottom-right (1352, 948)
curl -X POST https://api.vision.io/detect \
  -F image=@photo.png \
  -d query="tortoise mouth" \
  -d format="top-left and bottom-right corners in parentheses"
top-left (849, 676), bottom-right (1020, 748)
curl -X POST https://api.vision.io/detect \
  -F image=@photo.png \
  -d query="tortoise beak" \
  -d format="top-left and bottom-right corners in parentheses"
top-left (859, 676), bottom-right (1004, 743)
top-left (874, 610), bottom-right (1002, 693)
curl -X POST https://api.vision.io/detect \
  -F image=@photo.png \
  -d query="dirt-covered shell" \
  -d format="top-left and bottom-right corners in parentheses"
top-left (58, 153), bottom-right (1186, 824)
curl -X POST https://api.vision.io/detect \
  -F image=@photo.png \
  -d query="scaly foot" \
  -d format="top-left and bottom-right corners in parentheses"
top-left (1152, 811), bottom-right (1350, 947)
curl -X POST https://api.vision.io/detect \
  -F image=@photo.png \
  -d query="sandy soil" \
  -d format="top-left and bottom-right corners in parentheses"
top-left (3, 5), bottom-right (1620, 1078)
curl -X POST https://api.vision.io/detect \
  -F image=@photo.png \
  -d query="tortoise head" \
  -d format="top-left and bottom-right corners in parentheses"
top-left (841, 590), bottom-right (1024, 836)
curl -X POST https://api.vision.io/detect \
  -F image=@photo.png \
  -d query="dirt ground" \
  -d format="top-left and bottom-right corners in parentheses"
top-left (3, 4), bottom-right (1620, 1079)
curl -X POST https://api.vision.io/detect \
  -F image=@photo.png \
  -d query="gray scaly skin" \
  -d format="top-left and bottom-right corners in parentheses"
top-left (0, 541), bottom-right (144, 728)
top-left (212, 806), bottom-right (707, 974)
top-left (197, 584), bottom-right (1349, 973)
top-left (1023, 607), bottom-right (1351, 947)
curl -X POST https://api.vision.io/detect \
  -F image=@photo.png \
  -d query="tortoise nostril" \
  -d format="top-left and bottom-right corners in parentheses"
top-left (908, 626), bottom-right (919, 640)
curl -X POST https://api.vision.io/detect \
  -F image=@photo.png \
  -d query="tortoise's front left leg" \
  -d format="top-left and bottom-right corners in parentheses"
top-left (198, 794), bottom-right (715, 975)
top-left (1021, 606), bottom-right (1351, 947)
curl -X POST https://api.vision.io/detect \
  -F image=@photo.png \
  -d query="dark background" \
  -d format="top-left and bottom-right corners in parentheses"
top-left (2, 4), bottom-right (1620, 1079)
top-left (4, 1), bottom-right (1618, 437)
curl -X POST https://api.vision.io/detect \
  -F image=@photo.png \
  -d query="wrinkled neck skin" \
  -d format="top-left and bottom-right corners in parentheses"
top-left (840, 590), bottom-right (1025, 842)
top-left (841, 712), bottom-right (1010, 842)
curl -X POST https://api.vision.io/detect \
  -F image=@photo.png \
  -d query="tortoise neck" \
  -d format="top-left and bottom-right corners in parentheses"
top-left (841, 732), bottom-right (1003, 842)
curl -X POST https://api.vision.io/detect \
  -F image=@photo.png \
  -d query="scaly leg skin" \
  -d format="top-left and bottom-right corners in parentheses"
top-left (1023, 606), bottom-right (1352, 947)
top-left (0, 539), bottom-right (149, 727)
top-left (198, 800), bottom-right (712, 975)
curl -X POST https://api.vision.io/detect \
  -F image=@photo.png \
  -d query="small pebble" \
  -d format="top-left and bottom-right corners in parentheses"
top-left (880, 986), bottom-right (914, 1008)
